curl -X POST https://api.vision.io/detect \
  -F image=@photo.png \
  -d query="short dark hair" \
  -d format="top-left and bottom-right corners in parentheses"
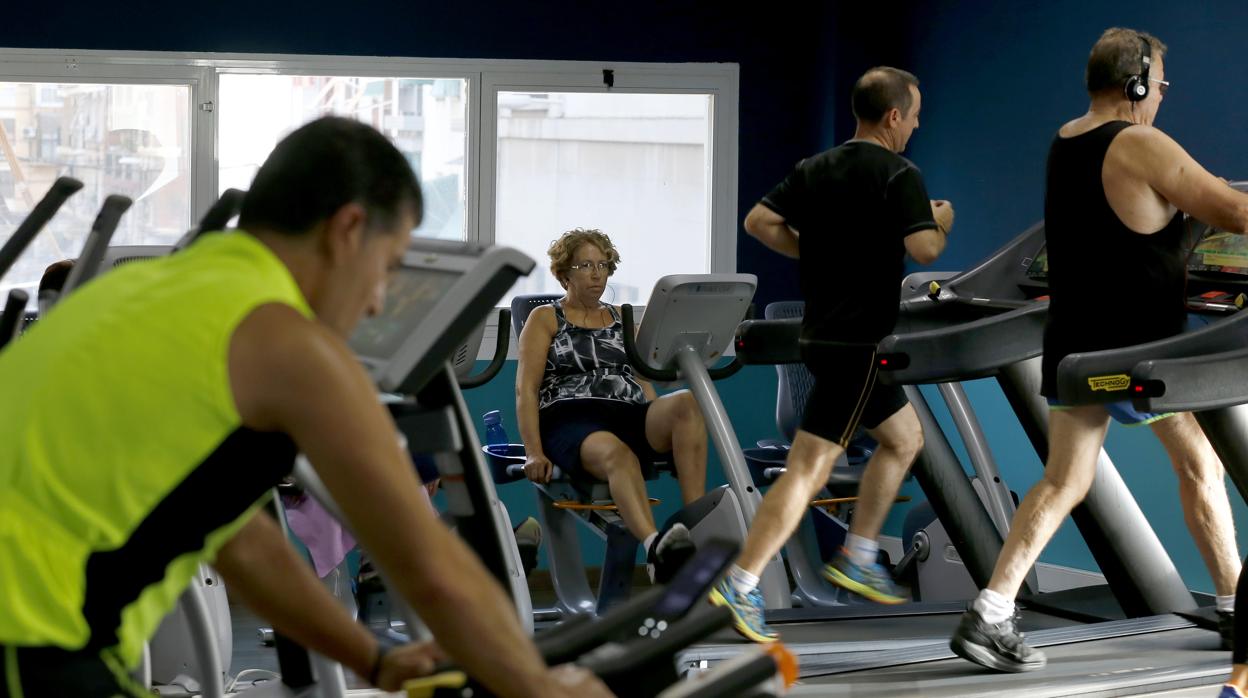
top-left (852, 67), bottom-right (920, 123)
top-left (238, 116), bottom-right (423, 236)
top-left (1086, 28), bottom-right (1167, 95)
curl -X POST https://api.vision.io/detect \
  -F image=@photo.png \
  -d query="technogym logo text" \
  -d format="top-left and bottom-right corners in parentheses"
top-left (1088, 374), bottom-right (1131, 392)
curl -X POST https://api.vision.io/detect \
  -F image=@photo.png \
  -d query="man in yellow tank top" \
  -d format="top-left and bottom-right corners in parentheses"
top-left (0, 116), bottom-right (612, 698)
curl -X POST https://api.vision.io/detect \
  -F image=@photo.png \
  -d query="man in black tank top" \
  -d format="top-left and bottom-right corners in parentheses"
top-left (708, 67), bottom-right (955, 643)
top-left (949, 28), bottom-right (1248, 678)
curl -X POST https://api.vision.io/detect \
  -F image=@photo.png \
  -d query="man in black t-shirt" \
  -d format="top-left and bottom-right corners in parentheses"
top-left (709, 66), bottom-right (954, 642)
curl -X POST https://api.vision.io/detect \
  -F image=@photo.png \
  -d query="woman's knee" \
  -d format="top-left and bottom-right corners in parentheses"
top-left (676, 391), bottom-right (705, 428)
top-left (583, 434), bottom-right (641, 476)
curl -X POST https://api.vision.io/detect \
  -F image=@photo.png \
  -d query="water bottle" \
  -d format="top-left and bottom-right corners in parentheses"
top-left (483, 410), bottom-right (509, 447)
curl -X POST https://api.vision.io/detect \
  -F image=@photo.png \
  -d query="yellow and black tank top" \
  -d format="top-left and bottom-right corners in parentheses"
top-left (0, 231), bottom-right (312, 668)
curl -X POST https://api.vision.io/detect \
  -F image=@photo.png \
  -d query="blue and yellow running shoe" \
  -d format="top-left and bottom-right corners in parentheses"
top-left (822, 549), bottom-right (907, 605)
top-left (709, 578), bottom-right (779, 644)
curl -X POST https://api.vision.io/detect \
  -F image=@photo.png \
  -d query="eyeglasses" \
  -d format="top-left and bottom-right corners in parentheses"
top-left (569, 261), bottom-right (613, 275)
top-left (1149, 76), bottom-right (1169, 97)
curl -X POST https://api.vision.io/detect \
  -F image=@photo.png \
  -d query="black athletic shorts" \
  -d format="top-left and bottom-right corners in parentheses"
top-left (799, 341), bottom-right (909, 447)
top-left (0, 645), bottom-right (148, 697)
top-left (539, 398), bottom-right (662, 493)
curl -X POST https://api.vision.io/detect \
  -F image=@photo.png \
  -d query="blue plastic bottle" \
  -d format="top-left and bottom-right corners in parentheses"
top-left (483, 410), bottom-right (509, 447)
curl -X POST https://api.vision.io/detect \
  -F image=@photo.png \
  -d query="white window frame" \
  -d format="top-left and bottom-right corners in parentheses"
top-left (0, 49), bottom-right (738, 257)
top-left (0, 50), bottom-right (739, 355)
top-left (480, 62), bottom-right (739, 275)
top-left (209, 57), bottom-right (483, 241)
top-left (0, 51), bottom-right (213, 223)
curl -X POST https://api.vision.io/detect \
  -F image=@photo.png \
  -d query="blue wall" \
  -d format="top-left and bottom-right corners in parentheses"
top-left (902, 0), bottom-right (1248, 271)
top-left (11, 0), bottom-right (1248, 592)
top-left (889, 0), bottom-right (1248, 593)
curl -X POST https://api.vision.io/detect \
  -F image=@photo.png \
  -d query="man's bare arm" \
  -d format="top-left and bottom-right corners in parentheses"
top-left (744, 204), bottom-right (800, 258)
top-left (216, 513), bottom-right (380, 679)
top-left (228, 304), bottom-right (610, 698)
top-left (1120, 126), bottom-right (1248, 233)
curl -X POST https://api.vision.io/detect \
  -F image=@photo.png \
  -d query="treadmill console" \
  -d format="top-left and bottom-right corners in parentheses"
top-left (1186, 211), bottom-right (1248, 313)
top-left (1190, 228), bottom-right (1248, 277)
top-left (1024, 245), bottom-right (1048, 282)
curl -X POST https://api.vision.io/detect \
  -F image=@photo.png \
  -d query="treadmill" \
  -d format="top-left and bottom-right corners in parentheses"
top-left (697, 216), bottom-right (1224, 690)
top-left (776, 195), bottom-right (1248, 694)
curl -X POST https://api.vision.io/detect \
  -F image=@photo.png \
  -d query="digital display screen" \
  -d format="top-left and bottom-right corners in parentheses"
top-left (1190, 228), bottom-right (1248, 276)
top-left (349, 267), bottom-right (460, 359)
top-left (1025, 245), bottom-right (1048, 280)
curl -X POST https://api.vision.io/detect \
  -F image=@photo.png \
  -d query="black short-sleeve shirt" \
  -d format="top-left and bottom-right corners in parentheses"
top-left (761, 140), bottom-right (937, 342)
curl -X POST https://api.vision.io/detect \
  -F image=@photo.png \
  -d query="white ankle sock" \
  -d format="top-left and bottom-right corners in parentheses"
top-left (643, 532), bottom-right (658, 555)
top-left (973, 588), bottom-right (1015, 624)
top-left (844, 533), bottom-right (879, 567)
top-left (727, 564), bottom-right (760, 595)
top-left (1218, 594), bottom-right (1236, 614)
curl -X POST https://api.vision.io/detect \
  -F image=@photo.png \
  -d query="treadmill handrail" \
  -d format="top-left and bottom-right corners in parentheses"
top-left (898, 290), bottom-right (1031, 316)
top-left (1056, 308), bottom-right (1248, 405)
top-left (877, 301), bottom-right (1049, 385)
top-left (735, 296), bottom-right (1039, 371)
top-left (1132, 345), bottom-right (1248, 412)
top-left (734, 317), bottom-right (802, 365)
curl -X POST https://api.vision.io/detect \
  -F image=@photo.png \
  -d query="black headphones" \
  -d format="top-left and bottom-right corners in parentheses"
top-left (1124, 33), bottom-right (1152, 102)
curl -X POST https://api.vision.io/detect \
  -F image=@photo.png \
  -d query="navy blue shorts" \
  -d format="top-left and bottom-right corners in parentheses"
top-left (1046, 397), bottom-right (1174, 426)
top-left (539, 398), bottom-right (662, 493)
top-left (412, 453), bottom-right (440, 484)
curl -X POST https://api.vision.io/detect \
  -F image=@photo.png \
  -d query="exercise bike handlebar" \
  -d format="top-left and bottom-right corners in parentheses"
top-left (504, 463), bottom-right (564, 480)
top-left (0, 290), bottom-right (30, 352)
top-left (196, 189), bottom-right (245, 239)
top-left (59, 194), bottom-right (133, 298)
top-left (0, 176), bottom-right (84, 280)
top-left (621, 304), bottom-right (746, 383)
top-left (173, 188), bottom-right (247, 251)
top-left (457, 309), bottom-right (511, 389)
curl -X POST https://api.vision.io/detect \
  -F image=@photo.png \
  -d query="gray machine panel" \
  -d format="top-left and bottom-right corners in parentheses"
top-left (349, 240), bottom-right (534, 393)
top-left (99, 244), bottom-right (173, 269)
top-left (632, 273), bottom-right (756, 369)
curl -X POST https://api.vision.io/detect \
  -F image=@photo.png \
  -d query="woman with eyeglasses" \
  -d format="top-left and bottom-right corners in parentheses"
top-left (514, 228), bottom-right (707, 584)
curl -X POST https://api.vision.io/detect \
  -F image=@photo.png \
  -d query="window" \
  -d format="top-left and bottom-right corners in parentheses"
top-left (492, 91), bottom-right (713, 306)
top-left (0, 81), bottom-right (192, 307)
top-left (0, 51), bottom-right (738, 330)
top-left (218, 74), bottom-right (469, 240)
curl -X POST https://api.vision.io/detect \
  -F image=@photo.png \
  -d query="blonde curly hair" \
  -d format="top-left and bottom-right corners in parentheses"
top-left (547, 228), bottom-right (620, 287)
